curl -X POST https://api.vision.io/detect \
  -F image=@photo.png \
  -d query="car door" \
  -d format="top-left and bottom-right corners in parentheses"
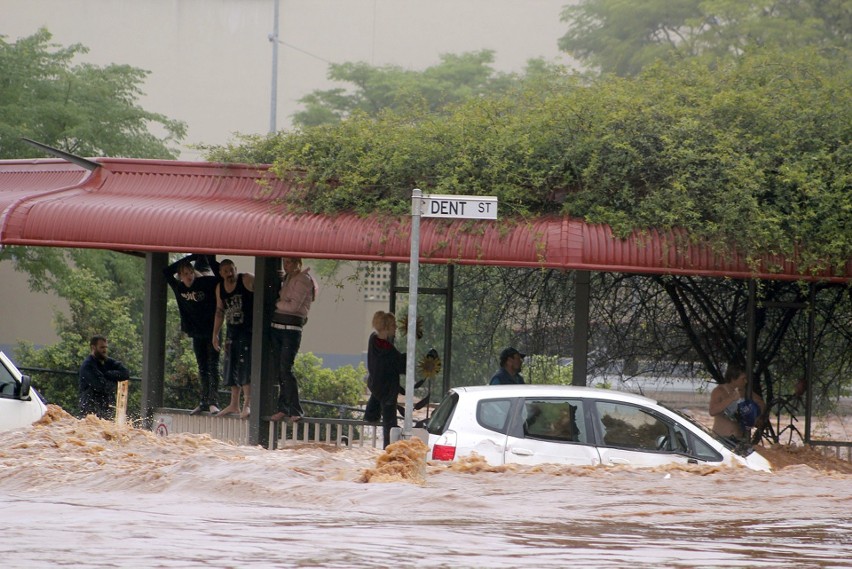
top-left (0, 353), bottom-right (43, 431)
top-left (592, 400), bottom-right (698, 468)
top-left (503, 397), bottom-right (601, 466)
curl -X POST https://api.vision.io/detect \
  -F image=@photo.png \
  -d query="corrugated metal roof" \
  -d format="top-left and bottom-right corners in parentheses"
top-left (1, 158), bottom-right (848, 282)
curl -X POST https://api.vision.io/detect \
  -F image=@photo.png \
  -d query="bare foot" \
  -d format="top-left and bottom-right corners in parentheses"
top-left (216, 405), bottom-right (240, 417)
top-left (239, 407), bottom-right (250, 419)
top-left (290, 415), bottom-right (302, 423)
top-left (270, 411), bottom-right (287, 422)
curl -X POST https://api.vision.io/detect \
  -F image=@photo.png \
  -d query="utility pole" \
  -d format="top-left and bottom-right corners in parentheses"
top-left (268, 0), bottom-right (280, 134)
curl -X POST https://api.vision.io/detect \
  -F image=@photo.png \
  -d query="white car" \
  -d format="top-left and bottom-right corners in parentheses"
top-left (0, 351), bottom-right (47, 431)
top-left (426, 384), bottom-right (771, 471)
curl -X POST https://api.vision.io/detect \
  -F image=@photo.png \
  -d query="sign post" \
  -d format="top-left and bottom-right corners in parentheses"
top-left (402, 191), bottom-right (497, 439)
top-left (115, 381), bottom-right (129, 425)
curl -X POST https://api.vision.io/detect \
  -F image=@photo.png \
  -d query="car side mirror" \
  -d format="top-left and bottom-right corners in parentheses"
top-left (19, 374), bottom-right (31, 399)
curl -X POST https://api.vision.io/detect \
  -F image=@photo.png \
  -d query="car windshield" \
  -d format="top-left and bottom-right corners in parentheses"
top-left (660, 402), bottom-right (755, 457)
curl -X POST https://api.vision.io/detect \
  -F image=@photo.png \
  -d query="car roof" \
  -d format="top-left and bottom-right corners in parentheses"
top-left (451, 384), bottom-right (660, 406)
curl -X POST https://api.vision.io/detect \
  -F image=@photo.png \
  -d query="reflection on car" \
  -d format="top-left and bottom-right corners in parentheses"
top-left (0, 351), bottom-right (48, 432)
top-left (426, 385), bottom-right (771, 471)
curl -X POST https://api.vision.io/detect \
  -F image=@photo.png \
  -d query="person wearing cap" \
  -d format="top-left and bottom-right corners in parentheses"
top-left (489, 347), bottom-right (526, 385)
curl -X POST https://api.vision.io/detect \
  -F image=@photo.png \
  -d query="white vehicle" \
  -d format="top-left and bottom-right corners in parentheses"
top-left (0, 351), bottom-right (47, 431)
top-left (426, 384), bottom-right (771, 472)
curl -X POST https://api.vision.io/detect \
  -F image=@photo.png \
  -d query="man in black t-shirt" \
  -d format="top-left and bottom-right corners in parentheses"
top-left (212, 259), bottom-right (255, 419)
top-left (163, 253), bottom-right (221, 414)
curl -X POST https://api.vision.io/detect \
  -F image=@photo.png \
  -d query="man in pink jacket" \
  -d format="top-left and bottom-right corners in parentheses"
top-left (269, 257), bottom-right (317, 422)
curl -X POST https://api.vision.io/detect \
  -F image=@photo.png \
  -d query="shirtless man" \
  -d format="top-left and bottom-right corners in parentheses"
top-left (212, 259), bottom-right (255, 419)
top-left (709, 363), bottom-right (766, 440)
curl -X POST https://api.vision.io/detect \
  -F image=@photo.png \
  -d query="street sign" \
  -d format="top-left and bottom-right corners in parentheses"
top-left (401, 189), bottom-right (499, 442)
top-left (421, 194), bottom-right (498, 220)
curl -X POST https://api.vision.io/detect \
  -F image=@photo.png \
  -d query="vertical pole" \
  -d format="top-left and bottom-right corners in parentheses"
top-left (746, 279), bottom-right (756, 398)
top-left (442, 264), bottom-right (454, 396)
top-left (389, 262), bottom-right (398, 314)
top-left (403, 189), bottom-right (422, 437)
top-left (249, 256), bottom-right (279, 448)
top-left (572, 270), bottom-right (590, 386)
top-left (269, 0), bottom-right (280, 134)
top-left (141, 252), bottom-right (168, 429)
top-left (804, 282), bottom-right (815, 443)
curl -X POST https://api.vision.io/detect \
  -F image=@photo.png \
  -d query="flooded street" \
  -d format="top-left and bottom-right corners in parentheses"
top-left (2, 407), bottom-right (850, 568)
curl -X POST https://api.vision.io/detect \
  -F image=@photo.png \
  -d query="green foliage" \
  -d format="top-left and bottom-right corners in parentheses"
top-left (209, 48), bottom-right (850, 276)
top-left (0, 27), bottom-right (186, 159)
top-left (292, 51), bottom-right (522, 128)
top-left (294, 352), bottom-right (366, 419)
top-left (14, 267), bottom-right (141, 415)
top-left (559, 0), bottom-right (852, 76)
top-left (525, 355), bottom-right (574, 385)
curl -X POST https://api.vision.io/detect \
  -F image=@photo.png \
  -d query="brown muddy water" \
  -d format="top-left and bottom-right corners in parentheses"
top-left (1, 406), bottom-right (850, 569)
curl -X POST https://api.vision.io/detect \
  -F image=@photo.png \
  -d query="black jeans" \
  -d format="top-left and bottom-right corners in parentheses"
top-left (271, 327), bottom-right (304, 417)
top-left (364, 393), bottom-right (398, 449)
top-left (192, 336), bottom-right (220, 408)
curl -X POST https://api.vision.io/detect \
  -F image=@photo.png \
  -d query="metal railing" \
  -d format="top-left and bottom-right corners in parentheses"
top-left (151, 407), bottom-right (383, 449)
top-left (267, 416), bottom-right (382, 450)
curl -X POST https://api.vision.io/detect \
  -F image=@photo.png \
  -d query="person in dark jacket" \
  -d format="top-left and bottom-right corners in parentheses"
top-left (489, 347), bottom-right (526, 385)
top-left (79, 335), bottom-right (129, 419)
top-left (163, 253), bottom-right (221, 414)
top-left (363, 311), bottom-right (407, 448)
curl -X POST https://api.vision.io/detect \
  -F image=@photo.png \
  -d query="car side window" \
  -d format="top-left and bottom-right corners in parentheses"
top-left (0, 363), bottom-right (17, 397)
top-left (690, 432), bottom-right (722, 461)
top-left (654, 423), bottom-right (690, 453)
top-left (427, 392), bottom-right (459, 436)
top-left (477, 399), bottom-right (513, 434)
top-left (522, 399), bottom-right (586, 443)
top-left (595, 401), bottom-right (669, 451)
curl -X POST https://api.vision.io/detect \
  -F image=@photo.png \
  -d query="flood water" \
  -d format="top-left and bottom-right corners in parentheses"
top-left (2, 406), bottom-right (850, 569)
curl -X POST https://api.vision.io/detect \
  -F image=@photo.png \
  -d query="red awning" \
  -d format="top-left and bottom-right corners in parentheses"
top-left (1, 158), bottom-right (849, 282)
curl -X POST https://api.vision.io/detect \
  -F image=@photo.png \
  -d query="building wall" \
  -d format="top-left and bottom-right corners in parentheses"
top-left (3, 0), bottom-right (576, 159)
top-left (0, 261), bottom-right (65, 355)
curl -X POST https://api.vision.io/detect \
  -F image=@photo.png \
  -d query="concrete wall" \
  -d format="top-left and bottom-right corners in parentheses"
top-left (0, 261), bottom-right (64, 354)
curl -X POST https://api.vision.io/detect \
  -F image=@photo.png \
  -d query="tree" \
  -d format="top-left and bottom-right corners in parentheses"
top-left (1, 28), bottom-right (187, 303)
top-left (210, 48), bottom-right (851, 275)
top-left (15, 267), bottom-right (142, 416)
top-left (292, 50), bottom-right (523, 128)
top-left (207, 44), bottom-right (851, 441)
top-left (558, 0), bottom-right (852, 76)
top-left (1, 28), bottom-right (192, 414)
top-left (295, 352), bottom-right (366, 418)
top-left (0, 27), bottom-right (186, 159)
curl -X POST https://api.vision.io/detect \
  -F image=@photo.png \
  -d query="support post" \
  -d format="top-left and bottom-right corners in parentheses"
top-left (804, 282), bottom-right (816, 443)
top-left (572, 270), bottom-right (590, 386)
top-left (442, 264), bottom-right (454, 396)
top-left (141, 252), bottom-right (168, 429)
top-left (746, 279), bottom-right (757, 397)
top-left (249, 256), bottom-right (279, 447)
